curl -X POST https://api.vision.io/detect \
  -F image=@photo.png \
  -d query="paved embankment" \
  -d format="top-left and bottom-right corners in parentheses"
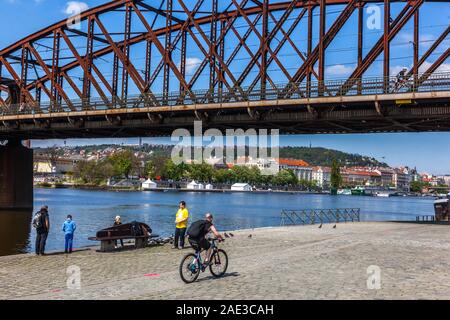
top-left (1, 222), bottom-right (450, 300)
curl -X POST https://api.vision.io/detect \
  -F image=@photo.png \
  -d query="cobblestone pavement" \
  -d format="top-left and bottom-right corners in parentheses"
top-left (2, 222), bottom-right (450, 300)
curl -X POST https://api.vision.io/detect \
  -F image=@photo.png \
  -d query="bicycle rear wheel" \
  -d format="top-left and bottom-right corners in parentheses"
top-left (209, 249), bottom-right (228, 277)
top-left (179, 253), bottom-right (201, 284)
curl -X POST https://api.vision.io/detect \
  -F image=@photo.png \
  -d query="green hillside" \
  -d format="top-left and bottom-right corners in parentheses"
top-left (35, 144), bottom-right (389, 168)
top-left (279, 147), bottom-right (388, 167)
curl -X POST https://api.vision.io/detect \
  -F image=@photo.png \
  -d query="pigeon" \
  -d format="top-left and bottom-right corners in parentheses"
top-left (318, 223), bottom-right (323, 229)
top-left (333, 224), bottom-right (337, 229)
top-left (224, 233), bottom-right (230, 238)
top-left (229, 233), bottom-right (234, 237)
top-left (248, 234), bottom-right (252, 238)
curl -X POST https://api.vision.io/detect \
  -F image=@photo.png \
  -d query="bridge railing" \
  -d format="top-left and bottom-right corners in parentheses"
top-left (2, 73), bottom-right (450, 116)
top-left (280, 208), bottom-right (361, 226)
top-left (416, 215), bottom-right (436, 222)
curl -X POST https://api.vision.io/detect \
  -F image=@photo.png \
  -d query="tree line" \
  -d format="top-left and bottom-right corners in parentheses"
top-left (73, 150), bottom-right (320, 189)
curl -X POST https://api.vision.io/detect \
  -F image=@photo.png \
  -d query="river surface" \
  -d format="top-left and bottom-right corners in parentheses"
top-left (0, 187), bottom-right (436, 256)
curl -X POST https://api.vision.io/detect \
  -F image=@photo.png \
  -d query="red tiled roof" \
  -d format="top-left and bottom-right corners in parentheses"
top-left (343, 170), bottom-right (381, 177)
top-left (278, 158), bottom-right (310, 167)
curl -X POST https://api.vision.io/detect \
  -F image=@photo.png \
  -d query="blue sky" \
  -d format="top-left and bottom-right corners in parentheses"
top-left (1, 0), bottom-right (450, 174)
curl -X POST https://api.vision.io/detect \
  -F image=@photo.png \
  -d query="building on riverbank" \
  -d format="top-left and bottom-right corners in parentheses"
top-left (278, 158), bottom-right (313, 181)
top-left (392, 167), bottom-right (412, 191)
top-left (373, 167), bottom-right (395, 187)
top-left (312, 166), bottom-right (331, 188)
top-left (33, 156), bottom-right (80, 174)
top-left (341, 168), bottom-right (382, 186)
top-left (142, 179), bottom-right (158, 190)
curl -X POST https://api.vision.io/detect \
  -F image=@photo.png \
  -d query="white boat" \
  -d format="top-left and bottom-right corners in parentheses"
top-left (337, 189), bottom-right (352, 195)
top-left (375, 192), bottom-right (390, 197)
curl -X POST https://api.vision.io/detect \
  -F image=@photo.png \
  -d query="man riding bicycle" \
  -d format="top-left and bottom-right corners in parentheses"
top-left (396, 68), bottom-right (407, 82)
top-left (187, 213), bottom-right (224, 267)
top-left (394, 68), bottom-right (408, 89)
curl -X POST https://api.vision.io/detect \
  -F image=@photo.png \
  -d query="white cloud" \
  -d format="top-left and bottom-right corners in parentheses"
top-left (183, 57), bottom-right (202, 74)
top-left (395, 32), bottom-right (447, 50)
top-left (419, 61), bottom-right (450, 74)
top-left (419, 34), bottom-right (437, 48)
top-left (326, 64), bottom-right (354, 77)
top-left (390, 65), bottom-right (408, 76)
top-left (63, 1), bottom-right (89, 16)
top-left (397, 32), bottom-right (413, 44)
top-left (389, 61), bottom-right (450, 76)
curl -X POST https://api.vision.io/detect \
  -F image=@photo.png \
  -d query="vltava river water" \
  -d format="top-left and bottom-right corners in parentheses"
top-left (0, 187), bottom-right (436, 256)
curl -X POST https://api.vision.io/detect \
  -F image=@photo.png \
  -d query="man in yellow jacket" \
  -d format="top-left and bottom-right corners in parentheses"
top-left (173, 201), bottom-right (189, 249)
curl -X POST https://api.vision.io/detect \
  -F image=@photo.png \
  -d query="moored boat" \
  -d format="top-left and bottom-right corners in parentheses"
top-left (351, 186), bottom-right (366, 196)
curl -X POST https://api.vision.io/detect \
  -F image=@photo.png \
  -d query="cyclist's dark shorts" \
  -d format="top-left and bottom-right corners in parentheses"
top-left (188, 237), bottom-right (210, 251)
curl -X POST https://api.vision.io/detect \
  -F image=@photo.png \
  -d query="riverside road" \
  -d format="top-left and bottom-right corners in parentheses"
top-left (1, 222), bottom-right (450, 300)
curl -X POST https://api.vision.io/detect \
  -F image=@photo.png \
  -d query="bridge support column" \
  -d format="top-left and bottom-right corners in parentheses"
top-left (0, 140), bottom-right (33, 210)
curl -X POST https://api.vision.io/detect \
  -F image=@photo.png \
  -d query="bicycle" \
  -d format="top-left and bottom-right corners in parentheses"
top-left (179, 237), bottom-right (228, 283)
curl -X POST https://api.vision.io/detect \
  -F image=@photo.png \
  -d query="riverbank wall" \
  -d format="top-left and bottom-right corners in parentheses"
top-left (34, 183), bottom-right (326, 195)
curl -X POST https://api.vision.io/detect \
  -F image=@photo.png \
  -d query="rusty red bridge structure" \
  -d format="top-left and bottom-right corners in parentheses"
top-left (0, 0), bottom-right (449, 209)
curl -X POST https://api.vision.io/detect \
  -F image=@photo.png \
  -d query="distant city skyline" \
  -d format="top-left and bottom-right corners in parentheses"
top-left (31, 132), bottom-right (450, 175)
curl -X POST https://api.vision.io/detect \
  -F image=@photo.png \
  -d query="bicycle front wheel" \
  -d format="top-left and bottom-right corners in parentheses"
top-left (209, 249), bottom-right (228, 277)
top-left (179, 253), bottom-right (201, 284)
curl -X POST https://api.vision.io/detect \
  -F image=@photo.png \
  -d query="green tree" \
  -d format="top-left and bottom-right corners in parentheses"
top-left (330, 159), bottom-right (342, 190)
top-left (74, 160), bottom-right (113, 185)
top-left (145, 161), bottom-right (156, 178)
top-left (188, 162), bottom-right (214, 182)
top-left (230, 166), bottom-right (254, 183)
top-left (274, 169), bottom-right (298, 186)
top-left (163, 160), bottom-right (188, 181)
top-left (144, 155), bottom-right (167, 179)
top-left (74, 160), bottom-right (95, 184)
top-left (248, 166), bottom-right (262, 185)
top-left (213, 169), bottom-right (234, 183)
top-left (410, 180), bottom-right (430, 193)
top-left (108, 150), bottom-right (138, 178)
top-left (299, 179), bottom-right (318, 190)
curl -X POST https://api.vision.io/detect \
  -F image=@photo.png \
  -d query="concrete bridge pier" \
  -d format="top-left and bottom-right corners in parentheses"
top-left (0, 140), bottom-right (33, 210)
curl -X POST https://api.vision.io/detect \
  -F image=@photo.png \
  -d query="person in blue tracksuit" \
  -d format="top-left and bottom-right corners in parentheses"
top-left (62, 215), bottom-right (77, 253)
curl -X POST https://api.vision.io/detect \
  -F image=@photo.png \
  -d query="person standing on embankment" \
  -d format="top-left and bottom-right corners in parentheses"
top-left (173, 201), bottom-right (189, 250)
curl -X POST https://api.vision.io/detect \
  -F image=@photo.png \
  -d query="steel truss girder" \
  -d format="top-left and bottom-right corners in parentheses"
top-left (0, 0), bottom-right (448, 113)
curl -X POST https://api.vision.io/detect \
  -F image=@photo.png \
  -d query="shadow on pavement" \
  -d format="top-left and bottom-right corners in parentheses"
top-left (196, 272), bottom-right (240, 283)
top-left (43, 248), bottom-right (92, 256)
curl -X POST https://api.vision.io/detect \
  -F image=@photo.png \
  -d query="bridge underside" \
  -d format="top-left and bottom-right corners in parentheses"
top-left (1, 94), bottom-right (449, 139)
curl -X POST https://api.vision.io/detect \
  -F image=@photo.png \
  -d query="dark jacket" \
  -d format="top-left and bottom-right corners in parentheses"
top-left (37, 210), bottom-right (50, 233)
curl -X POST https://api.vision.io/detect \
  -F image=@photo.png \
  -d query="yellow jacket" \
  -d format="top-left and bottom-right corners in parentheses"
top-left (176, 208), bottom-right (189, 229)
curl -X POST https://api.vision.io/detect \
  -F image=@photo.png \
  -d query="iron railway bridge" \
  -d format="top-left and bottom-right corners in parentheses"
top-left (0, 0), bottom-right (448, 139)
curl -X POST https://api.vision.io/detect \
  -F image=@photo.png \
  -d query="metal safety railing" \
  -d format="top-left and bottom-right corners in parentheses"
top-left (2, 72), bottom-right (450, 117)
top-left (280, 208), bottom-right (361, 226)
top-left (416, 215), bottom-right (436, 222)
